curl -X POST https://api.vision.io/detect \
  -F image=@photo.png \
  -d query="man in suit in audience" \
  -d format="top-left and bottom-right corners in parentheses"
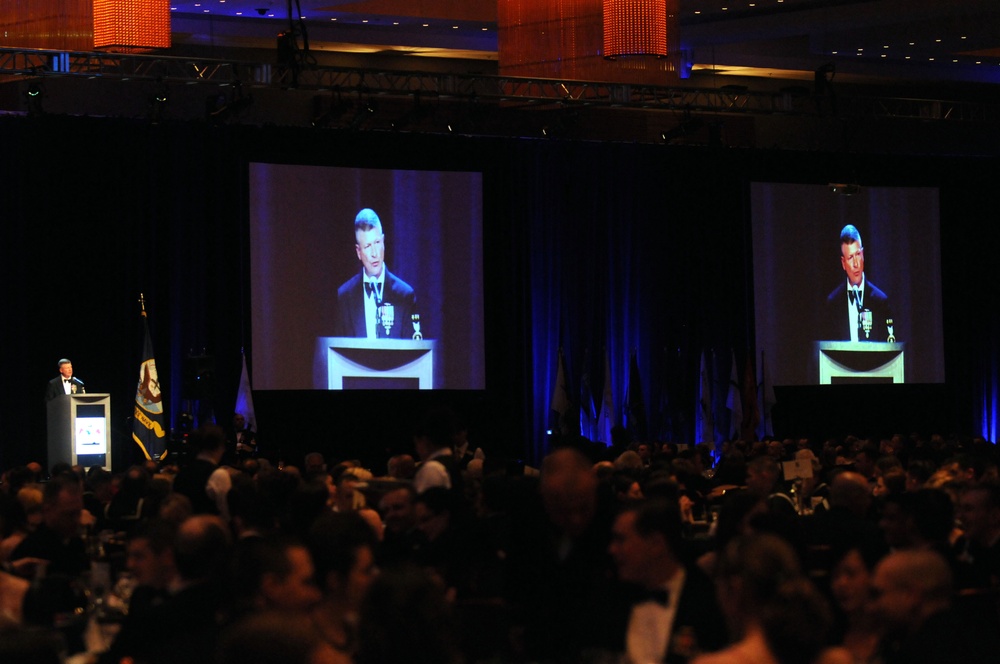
top-left (872, 549), bottom-right (999, 663)
top-left (334, 207), bottom-right (420, 339)
top-left (44, 358), bottom-right (85, 401)
top-left (610, 498), bottom-right (727, 663)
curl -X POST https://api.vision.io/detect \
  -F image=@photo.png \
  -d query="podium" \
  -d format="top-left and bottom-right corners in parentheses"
top-left (815, 341), bottom-right (905, 384)
top-left (315, 337), bottom-right (438, 389)
top-left (47, 393), bottom-right (112, 470)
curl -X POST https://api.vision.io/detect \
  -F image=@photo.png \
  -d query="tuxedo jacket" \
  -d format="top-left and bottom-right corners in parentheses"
top-left (334, 268), bottom-right (418, 338)
top-left (664, 566), bottom-right (729, 663)
top-left (823, 279), bottom-right (896, 342)
top-left (45, 376), bottom-right (85, 402)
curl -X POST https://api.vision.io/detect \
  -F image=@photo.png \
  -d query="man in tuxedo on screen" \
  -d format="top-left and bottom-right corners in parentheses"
top-left (823, 224), bottom-right (896, 342)
top-left (334, 208), bottom-right (419, 339)
top-left (44, 358), bottom-right (85, 401)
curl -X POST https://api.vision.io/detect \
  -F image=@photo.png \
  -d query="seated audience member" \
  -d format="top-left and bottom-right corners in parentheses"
top-left (504, 447), bottom-right (621, 662)
top-left (355, 564), bottom-right (462, 664)
top-left (413, 486), bottom-right (479, 598)
top-left (229, 534), bottom-right (322, 617)
top-left (745, 456), bottom-right (797, 518)
top-left (377, 484), bottom-right (420, 565)
top-left (610, 498), bottom-right (728, 663)
top-left (952, 481), bottom-right (1000, 606)
top-left (0, 485), bottom-right (43, 564)
top-left (0, 569), bottom-right (29, 624)
top-left (105, 465), bottom-right (154, 534)
top-left (828, 539), bottom-right (888, 663)
top-left (218, 610), bottom-right (348, 664)
top-left (873, 467), bottom-right (906, 500)
top-left (99, 514), bottom-right (232, 664)
top-left (905, 460), bottom-right (935, 492)
top-left (122, 518), bottom-right (178, 615)
top-left (10, 473), bottom-right (88, 579)
top-left (696, 491), bottom-right (767, 577)
top-left (303, 452), bottom-right (328, 478)
top-left (878, 489), bottom-right (955, 554)
top-left (307, 511), bottom-right (379, 661)
top-left (871, 549), bottom-right (1000, 664)
top-left (386, 454), bottom-right (416, 481)
top-left (692, 533), bottom-right (850, 664)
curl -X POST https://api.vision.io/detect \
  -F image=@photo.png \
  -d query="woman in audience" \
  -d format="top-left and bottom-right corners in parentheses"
top-left (828, 540), bottom-right (886, 663)
top-left (693, 532), bottom-right (851, 664)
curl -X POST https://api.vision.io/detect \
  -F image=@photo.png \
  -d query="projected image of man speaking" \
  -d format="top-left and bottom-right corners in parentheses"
top-left (334, 208), bottom-right (421, 339)
top-left (823, 224), bottom-right (897, 343)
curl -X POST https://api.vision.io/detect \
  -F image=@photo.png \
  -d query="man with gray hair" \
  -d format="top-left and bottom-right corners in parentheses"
top-left (334, 207), bottom-right (419, 339)
top-left (823, 224), bottom-right (896, 342)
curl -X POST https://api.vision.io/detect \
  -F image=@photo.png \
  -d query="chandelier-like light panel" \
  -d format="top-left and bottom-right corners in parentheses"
top-left (602, 0), bottom-right (667, 58)
top-left (93, 0), bottom-right (171, 51)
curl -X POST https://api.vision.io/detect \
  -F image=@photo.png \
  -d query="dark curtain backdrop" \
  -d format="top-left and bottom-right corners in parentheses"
top-left (0, 114), bottom-right (997, 471)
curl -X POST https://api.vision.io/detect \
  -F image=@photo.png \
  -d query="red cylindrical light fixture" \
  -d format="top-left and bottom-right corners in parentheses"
top-left (602, 0), bottom-right (667, 58)
top-left (93, 0), bottom-right (171, 51)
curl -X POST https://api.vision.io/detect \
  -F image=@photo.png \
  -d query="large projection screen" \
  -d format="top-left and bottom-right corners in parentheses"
top-left (249, 164), bottom-right (486, 390)
top-left (751, 182), bottom-right (945, 386)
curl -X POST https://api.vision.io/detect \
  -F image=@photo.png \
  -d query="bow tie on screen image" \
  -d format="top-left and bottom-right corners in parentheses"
top-left (365, 282), bottom-right (381, 298)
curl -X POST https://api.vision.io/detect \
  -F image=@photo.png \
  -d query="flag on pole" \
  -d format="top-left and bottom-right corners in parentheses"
top-left (579, 349), bottom-right (597, 440)
top-left (625, 348), bottom-right (647, 441)
top-left (758, 351), bottom-right (777, 438)
top-left (696, 350), bottom-right (714, 444)
top-left (741, 356), bottom-right (760, 441)
top-left (550, 347), bottom-right (571, 424)
top-left (235, 351), bottom-right (257, 432)
top-left (132, 294), bottom-right (167, 460)
top-left (726, 349), bottom-right (743, 441)
top-left (596, 348), bottom-right (615, 445)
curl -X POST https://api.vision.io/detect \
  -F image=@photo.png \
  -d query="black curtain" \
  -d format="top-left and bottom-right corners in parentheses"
top-left (0, 114), bottom-right (996, 471)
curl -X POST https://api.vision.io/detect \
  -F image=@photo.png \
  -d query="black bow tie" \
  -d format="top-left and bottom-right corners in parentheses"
top-left (64, 379), bottom-right (71, 383)
top-left (636, 588), bottom-right (670, 606)
top-left (365, 282), bottom-right (380, 299)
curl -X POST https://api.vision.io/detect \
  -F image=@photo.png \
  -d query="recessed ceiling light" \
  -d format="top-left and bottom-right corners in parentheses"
top-left (928, 57), bottom-right (935, 61)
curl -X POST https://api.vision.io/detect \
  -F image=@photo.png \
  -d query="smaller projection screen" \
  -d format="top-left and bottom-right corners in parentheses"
top-left (751, 182), bottom-right (945, 386)
top-left (249, 164), bottom-right (486, 390)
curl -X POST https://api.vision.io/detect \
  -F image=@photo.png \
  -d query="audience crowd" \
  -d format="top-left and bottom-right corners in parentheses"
top-left (2, 411), bottom-right (1000, 664)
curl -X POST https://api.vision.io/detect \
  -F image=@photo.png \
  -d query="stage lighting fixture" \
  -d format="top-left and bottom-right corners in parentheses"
top-left (25, 82), bottom-right (44, 116)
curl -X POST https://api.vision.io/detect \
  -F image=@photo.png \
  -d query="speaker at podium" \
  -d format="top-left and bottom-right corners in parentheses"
top-left (47, 393), bottom-right (113, 471)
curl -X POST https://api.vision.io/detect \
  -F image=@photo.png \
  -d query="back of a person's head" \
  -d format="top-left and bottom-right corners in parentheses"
top-left (717, 533), bottom-right (803, 607)
top-left (217, 611), bottom-right (330, 664)
top-left (174, 514), bottom-right (231, 581)
top-left (356, 564), bottom-right (461, 664)
top-left (306, 511), bottom-right (377, 585)
top-left (189, 424), bottom-right (226, 455)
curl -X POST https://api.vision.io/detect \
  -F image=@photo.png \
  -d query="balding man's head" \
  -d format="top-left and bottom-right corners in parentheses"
top-left (829, 471), bottom-right (872, 516)
top-left (540, 448), bottom-right (598, 538)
